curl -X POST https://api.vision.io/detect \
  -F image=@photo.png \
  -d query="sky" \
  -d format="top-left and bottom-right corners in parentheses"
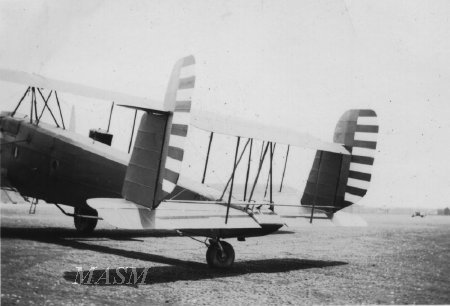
top-left (0, 0), bottom-right (449, 208)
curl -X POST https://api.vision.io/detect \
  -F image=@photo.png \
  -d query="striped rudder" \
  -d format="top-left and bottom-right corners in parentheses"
top-left (121, 56), bottom-right (195, 209)
top-left (157, 56), bottom-right (195, 201)
top-left (338, 110), bottom-right (378, 207)
top-left (301, 109), bottom-right (378, 212)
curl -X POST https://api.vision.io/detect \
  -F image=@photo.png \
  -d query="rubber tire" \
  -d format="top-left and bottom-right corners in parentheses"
top-left (206, 241), bottom-right (235, 269)
top-left (74, 207), bottom-right (98, 234)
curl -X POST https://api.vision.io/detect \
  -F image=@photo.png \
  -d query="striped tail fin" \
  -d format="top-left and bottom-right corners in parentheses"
top-left (121, 55), bottom-right (195, 209)
top-left (301, 109), bottom-right (378, 212)
top-left (158, 56), bottom-right (195, 201)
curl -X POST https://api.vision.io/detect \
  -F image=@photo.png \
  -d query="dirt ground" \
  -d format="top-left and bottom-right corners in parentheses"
top-left (1, 203), bottom-right (449, 305)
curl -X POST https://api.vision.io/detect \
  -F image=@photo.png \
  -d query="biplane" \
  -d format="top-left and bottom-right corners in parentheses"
top-left (0, 55), bottom-right (378, 268)
top-left (411, 211), bottom-right (425, 218)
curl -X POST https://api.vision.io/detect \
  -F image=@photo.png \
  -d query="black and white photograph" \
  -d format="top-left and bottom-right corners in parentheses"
top-left (0, 0), bottom-right (449, 305)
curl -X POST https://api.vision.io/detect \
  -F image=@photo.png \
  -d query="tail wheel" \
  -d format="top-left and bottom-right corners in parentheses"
top-left (206, 240), bottom-right (235, 269)
top-left (74, 207), bottom-right (98, 234)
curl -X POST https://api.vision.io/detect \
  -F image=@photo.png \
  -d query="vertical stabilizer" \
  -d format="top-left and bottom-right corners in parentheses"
top-left (121, 56), bottom-right (195, 209)
top-left (301, 109), bottom-right (378, 212)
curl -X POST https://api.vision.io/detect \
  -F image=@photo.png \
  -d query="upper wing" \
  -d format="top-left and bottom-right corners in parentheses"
top-left (0, 69), bottom-right (348, 154)
top-left (0, 69), bottom-right (168, 112)
top-left (191, 111), bottom-right (350, 155)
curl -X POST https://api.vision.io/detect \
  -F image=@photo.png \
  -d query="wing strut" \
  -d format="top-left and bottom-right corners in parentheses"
top-left (37, 89), bottom-right (61, 128)
top-left (11, 86), bottom-right (66, 129)
top-left (247, 142), bottom-right (270, 204)
top-left (243, 139), bottom-right (253, 201)
top-left (36, 89), bottom-right (53, 124)
top-left (201, 132), bottom-right (214, 184)
top-left (279, 145), bottom-right (290, 192)
top-left (259, 141), bottom-right (266, 160)
top-left (127, 109), bottom-right (138, 153)
top-left (54, 92), bottom-right (66, 129)
top-left (219, 138), bottom-right (252, 200)
top-left (269, 142), bottom-right (274, 211)
top-left (106, 102), bottom-right (114, 133)
top-left (30, 88), bottom-right (37, 123)
top-left (11, 86), bottom-right (30, 117)
top-left (225, 136), bottom-right (241, 224)
top-left (264, 143), bottom-right (277, 200)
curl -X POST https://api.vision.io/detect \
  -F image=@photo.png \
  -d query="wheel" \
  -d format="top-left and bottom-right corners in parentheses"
top-left (74, 207), bottom-right (98, 234)
top-left (206, 240), bottom-right (235, 269)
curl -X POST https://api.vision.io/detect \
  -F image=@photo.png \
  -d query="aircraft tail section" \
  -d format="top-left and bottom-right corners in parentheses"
top-left (301, 109), bottom-right (378, 212)
top-left (121, 56), bottom-right (195, 209)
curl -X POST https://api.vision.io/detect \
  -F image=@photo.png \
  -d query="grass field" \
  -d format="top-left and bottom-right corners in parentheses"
top-left (1, 203), bottom-right (449, 305)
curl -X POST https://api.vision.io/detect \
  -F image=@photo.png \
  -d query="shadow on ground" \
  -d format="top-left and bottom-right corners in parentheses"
top-left (2, 226), bottom-right (347, 285)
top-left (1, 226), bottom-right (181, 240)
top-left (63, 257), bottom-right (347, 286)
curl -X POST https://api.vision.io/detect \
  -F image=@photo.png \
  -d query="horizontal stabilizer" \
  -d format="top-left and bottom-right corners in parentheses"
top-left (87, 198), bottom-right (259, 230)
top-left (87, 199), bottom-right (155, 230)
top-left (0, 69), bottom-right (167, 112)
top-left (274, 206), bottom-right (367, 227)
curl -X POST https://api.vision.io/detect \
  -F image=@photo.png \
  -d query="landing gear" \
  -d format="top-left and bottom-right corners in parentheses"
top-left (74, 207), bottom-right (98, 234)
top-left (206, 239), bottom-right (235, 268)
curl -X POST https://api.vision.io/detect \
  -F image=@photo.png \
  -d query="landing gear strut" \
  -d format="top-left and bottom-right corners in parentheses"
top-left (74, 207), bottom-right (98, 234)
top-left (206, 239), bottom-right (235, 268)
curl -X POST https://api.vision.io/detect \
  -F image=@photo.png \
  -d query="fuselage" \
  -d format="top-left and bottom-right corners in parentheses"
top-left (0, 113), bottom-right (128, 208)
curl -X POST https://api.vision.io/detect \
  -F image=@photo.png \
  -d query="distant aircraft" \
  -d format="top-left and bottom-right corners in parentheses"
top-left (412, 211), bottom-right (425, 218)
top-left (0, 56), bottom-right (379, 268)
